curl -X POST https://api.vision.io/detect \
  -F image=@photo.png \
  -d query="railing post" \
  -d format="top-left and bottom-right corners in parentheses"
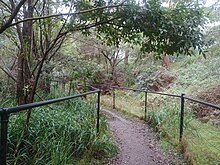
top-left (179, 94), bottom-right (185, 142)
top-left (112, 87), bottom-right (116, 109)
top-left (144, 91), bottom-right (148, 122)
top-left (0, 109), bottom-right (9, 165)
top-left (96, 90), bottom-right (100, 134)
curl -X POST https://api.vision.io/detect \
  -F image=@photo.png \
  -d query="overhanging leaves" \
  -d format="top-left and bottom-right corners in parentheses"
top-left (68, 0), bottom-right (207, 56)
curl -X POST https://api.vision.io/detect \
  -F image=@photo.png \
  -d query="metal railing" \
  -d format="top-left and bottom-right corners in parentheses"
top-left (1, 86), bottom-right (220, 164)
top-left (0, 88), bottom-right (101, 165)
top-left (112, 86), bottom-right (220, 142)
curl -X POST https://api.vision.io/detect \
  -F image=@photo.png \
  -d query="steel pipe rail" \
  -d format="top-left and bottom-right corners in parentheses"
top-left (147, 91), bottom-right (181, 98)
top-left (184, 95), bottom-right (220, 110)
top-left (0, 90), bottom-right (99, 114)
top-left (112, 86), bottom-right (145, 92)
top-left (77, 84), bottom-right (99, 91)
top-left (112, 86), bottom-right (220, 143)
top-left (112, 86), bottom-right (181, 98)
top-left (0, 89), bottom-right (101, 165)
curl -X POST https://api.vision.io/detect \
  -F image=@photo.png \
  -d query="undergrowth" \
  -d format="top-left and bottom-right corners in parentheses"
top-left (148, 101), bottom-right (220, 165)
top-left (101, 90), bottom-right (144, 118)
top-left (167, 54), bottom-right (220, 95)
top-left (102, 91), bottom-right (220, 165)
top-left (3, 92), bottom-right (117, 164)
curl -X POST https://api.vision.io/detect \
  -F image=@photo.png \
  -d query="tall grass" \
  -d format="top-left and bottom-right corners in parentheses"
top-left (102, 91), bottom-right (220, 164)
top-left (167, 55), bottom-right (220, 95)
top-left (101, 90), bottom-right (144, 118)
top-left (151, 102), bottom-right (220, 164)
top-left (4, 94), bottom-right (117, 164)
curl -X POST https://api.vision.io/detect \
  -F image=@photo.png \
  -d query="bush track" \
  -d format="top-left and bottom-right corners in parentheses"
top-left (103, 108), bottom-right (185, 165)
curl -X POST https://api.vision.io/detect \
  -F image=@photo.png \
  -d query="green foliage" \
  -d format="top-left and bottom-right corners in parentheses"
top-left (71, 59), bottom-right (104, 86)
top-left (147, 101), bottom-right (190, 142)
top-left (135, 65), bottom-right (162, 89)
top-left (0, 71), bottom-right (16, 105)
top-left (147, 100), bottom-right (220, 164)
top-left (165, 54), bottom-right (220, 95)
top-left (6, 97), bottom-right (117, 164)
top-left (118, 64), bottom-right (136, 87)
top-left (102, 92), bottom-right (220, 164)
top-left (68, 0), bottom-right (208, 56)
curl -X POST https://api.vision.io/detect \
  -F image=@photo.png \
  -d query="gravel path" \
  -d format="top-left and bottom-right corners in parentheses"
top-left (103, 109), bottom-right (182, 165)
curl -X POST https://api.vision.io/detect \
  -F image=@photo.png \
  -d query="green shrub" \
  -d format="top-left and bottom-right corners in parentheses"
top-left (102, 92), bottom-right (220, 164)
top-left (6, 98), bottom-right (116, 164)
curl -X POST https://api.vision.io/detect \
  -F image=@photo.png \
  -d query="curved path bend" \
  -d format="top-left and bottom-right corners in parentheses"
top-left (103, 109), bottom-right (184, 165)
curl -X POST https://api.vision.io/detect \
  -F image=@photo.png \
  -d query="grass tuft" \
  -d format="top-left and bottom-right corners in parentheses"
top-left (102, 91), bottom-right (220, 165)
top-left (5, 96), bottom-right (117, 164)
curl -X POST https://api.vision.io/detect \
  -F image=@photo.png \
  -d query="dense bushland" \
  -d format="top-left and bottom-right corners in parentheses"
top-left (101, 53), bottom-right (220, 164)
top-left (147, 100), bottom-right (220, 165)
top-left (0, 0), bottom-right (218, 164)
top-left (4, 92), bottom-right (117, 164)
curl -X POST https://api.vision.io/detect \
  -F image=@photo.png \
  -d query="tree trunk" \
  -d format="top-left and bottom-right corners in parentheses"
top-left (69, 80), bottom-right (72, 95)
top-left (111, 60), bottom-right (118, 86)
top-left (162, 53), bottom-right (170, 69)
top-left (62, 82), bottom-right (65, 92)
top-left (17, 53), bottom-right (25, 104)
top-left (15, 0), bottom-right (34, 127)
top-left (124, 50), bottom-right (129, 65)
top-left (45, 76), bottom-right (51, 93)
top-left (16, 0), bottom-right (33, 105)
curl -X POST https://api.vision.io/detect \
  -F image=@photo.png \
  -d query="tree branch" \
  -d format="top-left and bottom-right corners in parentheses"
top-left (0, 0), bottom-right (27, 33)
top-left (71, 36), bottom-right (107, 52)
top-left (48, 34), bottom-right (68, 61)
top-left (74, 16), bottom-right (121, 32)
top-left (3, 4), bottom-right (124, 32)
top-left (0, 65), bottom-right (16, 82)
top-left (0, 0), bottom-right (12, 11)
top-left (101, 51), bottom-right (111, 62)
top-left (116, 57), bottom-right (125, 66)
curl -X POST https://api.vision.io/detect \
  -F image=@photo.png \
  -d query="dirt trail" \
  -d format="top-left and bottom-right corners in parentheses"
top-left (103, 109), bottom-right (182, 165)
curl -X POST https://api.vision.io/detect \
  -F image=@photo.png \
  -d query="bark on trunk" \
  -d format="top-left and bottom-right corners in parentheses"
top-left (111, 61), bottom-right (118, 86)
top-left (124, 50), bottom-right (129, 65)
top-left (17, 52), bottom-right (25, 104)
top-left (16, 0), bottom-right (33, 105)
top-left (162, 53), bottom-right (170, 69)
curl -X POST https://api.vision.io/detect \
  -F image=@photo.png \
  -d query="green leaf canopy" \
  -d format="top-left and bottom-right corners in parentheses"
top-left (68, 0), bottom-right (207, 56)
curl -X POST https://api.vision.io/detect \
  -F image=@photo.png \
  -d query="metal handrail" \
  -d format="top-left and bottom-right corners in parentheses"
top-left (0, 90), bottom-right (99, 114)
top-left (112, 86), bottom-right (220, 109)
top-left (112, 86), bottom-right (220, 143)
top-left (184, 95), bottom-right (220, 110)
top-left (112, 86), bottom-right (181, 98)
top-left (147, 91), bottom-right (181, 98)
top-left (0, 88), bottom-right (101, 165)
top-left (112, 86), bottom-right (145, 92)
